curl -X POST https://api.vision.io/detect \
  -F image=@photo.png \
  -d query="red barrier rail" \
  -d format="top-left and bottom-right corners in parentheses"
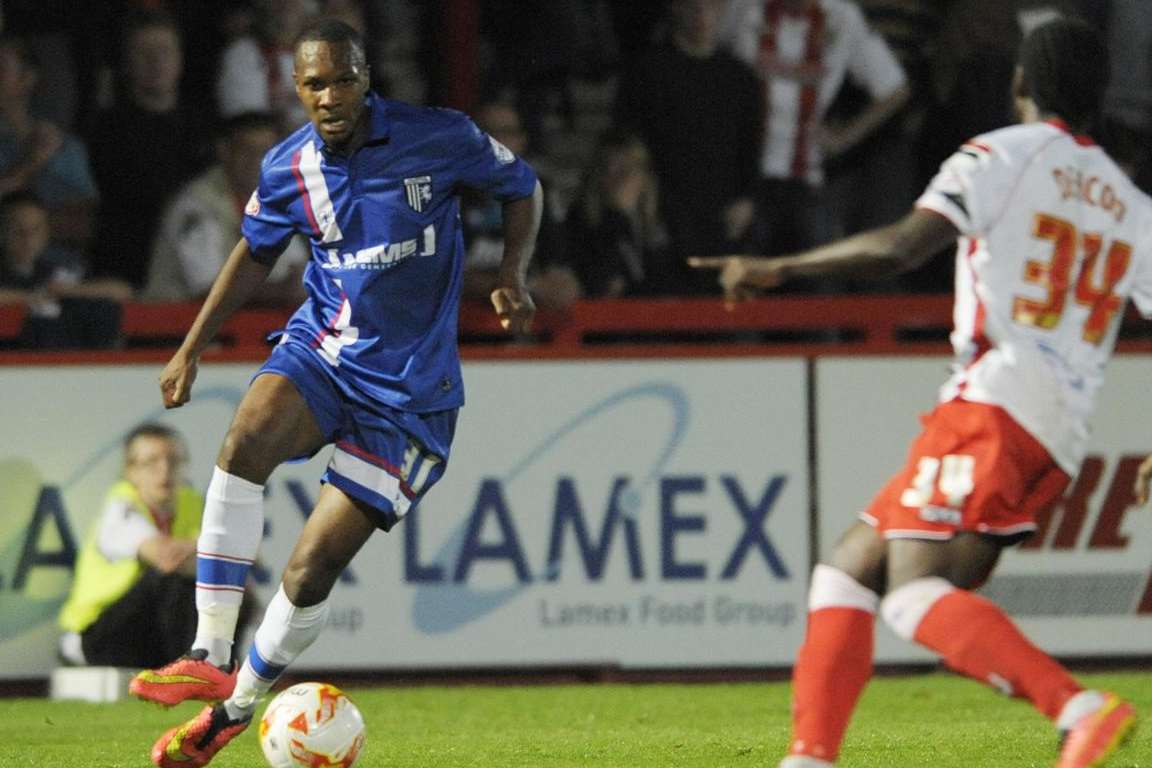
top-left (2, 296), bottom-right (1151, 364)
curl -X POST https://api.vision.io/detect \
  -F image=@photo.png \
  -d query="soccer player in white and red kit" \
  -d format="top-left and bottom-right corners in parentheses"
top-left (693, 19), bottom-right (1140, 768)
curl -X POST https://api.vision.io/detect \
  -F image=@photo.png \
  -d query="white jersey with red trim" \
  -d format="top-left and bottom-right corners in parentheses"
top-left (917, 120), bottom-right (1152, 474)
top-left (721, 0), bottom-right (906, 185)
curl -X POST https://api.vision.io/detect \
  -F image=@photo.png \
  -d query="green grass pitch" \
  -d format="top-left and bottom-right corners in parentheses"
top-left (0, 671), bottom-right (1147, 767)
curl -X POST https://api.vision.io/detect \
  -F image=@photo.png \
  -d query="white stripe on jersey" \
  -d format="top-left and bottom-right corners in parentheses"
top-left (300, 142), bottom-right (344, 244)
top-left (318, 293), bottom-right (358, 366)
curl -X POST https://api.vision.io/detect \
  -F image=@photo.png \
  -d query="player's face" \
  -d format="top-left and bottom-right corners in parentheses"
top-left (124, 435), bottom-right (186, 510)
top-left (293, 40), bottom-right (369, 149)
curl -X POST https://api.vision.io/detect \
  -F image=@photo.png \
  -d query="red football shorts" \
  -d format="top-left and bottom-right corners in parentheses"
top-left (861, 399), bottom-right (1070, 542)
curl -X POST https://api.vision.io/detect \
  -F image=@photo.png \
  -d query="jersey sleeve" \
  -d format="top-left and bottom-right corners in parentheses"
top-left (916, 139), bottom-right (1017, 237)
top-left (241, 166), bottom-right (300, 265)
top-left (451, 115), bottom-right (538, 202)
top-left (844, 5), bottom-right (907, 99)
top-left (96, 496), bottom-right (159, 562)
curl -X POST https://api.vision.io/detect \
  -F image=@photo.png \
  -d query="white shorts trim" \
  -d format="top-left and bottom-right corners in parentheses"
top-left (883, 529), bottom-right (955, 541)
top-left (975, 521), bottom-right (1037, 536)
top-left (329, 447), bottom-right (412, 517)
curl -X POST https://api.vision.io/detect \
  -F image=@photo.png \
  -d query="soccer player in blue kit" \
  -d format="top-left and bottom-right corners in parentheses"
top-left (128, 19), bottom-right (543, 768)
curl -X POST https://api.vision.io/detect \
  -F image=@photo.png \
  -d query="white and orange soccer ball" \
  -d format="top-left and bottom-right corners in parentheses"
top-left (259, 682), bottom-right (366, 768)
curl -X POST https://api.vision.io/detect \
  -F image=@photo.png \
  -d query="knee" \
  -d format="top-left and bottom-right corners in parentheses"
top-left (281, 546), bottom-right (342, 607)
top-left (217, 420), bottom-right (282, 480)
top-left (879, 577), bottom-right (955, 641)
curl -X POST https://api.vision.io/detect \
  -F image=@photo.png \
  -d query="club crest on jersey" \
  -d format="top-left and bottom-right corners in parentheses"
top-left (404, 176), bottom-right (433, 213)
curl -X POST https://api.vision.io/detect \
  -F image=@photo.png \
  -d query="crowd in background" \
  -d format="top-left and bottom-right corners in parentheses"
top-left (0, 0), bottom-right (1149, 347)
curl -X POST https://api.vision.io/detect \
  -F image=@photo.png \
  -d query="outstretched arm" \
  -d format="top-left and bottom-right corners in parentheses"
top-left (690, 208), bottom-right (958, 305)
top-left (490, 180), bottom-right (543, 333)
top-left (1135, 454), bottom-right (1152, 505)
top-left (159, 238), bottom-right (273, 408)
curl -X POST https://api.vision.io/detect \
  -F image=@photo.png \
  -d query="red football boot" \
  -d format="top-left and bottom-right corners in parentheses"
top-left (151, 703), bottom-right (251, 768)
top-left (130, 649), bottom-right (237, 707)
top-left (1056, 692), bottom-right (1137, 768)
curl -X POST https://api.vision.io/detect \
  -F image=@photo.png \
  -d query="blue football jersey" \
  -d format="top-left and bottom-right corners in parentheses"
top-left (242, 94), bottom-right (538, 412)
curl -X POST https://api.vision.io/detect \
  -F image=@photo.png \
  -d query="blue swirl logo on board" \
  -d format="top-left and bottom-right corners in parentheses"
top-left (409, 382), bottom-right (690, 634)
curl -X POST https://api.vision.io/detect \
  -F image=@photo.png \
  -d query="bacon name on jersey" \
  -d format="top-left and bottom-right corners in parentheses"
top-left (322, 224), bottom-right (437, 270)
top-left (1052, 167), bottom-right (1127, 223)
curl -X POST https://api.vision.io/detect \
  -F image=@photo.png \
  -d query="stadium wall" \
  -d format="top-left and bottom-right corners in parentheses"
top-left (0, 353), bottom-right (1149, 679)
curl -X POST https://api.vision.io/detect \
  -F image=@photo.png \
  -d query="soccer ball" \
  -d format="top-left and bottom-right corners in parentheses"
top-left (259, 682), bottom-right (366, 768)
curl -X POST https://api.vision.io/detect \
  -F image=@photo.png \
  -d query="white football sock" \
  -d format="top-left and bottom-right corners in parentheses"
top-left (193, 467), bottom-right (265, 666)
top-left (229, 584), bottom-right (330, 713)
top-left (779, 756), bottom-right (834, 767)
top-left (1056, 690), bottom-right (1107, 732)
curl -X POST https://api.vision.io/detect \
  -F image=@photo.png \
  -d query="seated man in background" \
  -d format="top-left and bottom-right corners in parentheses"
top-left (565, 128), bottom-right (672, 297)
top-left (0, 34), bottom-right (99, 248)
top-left (0, 190), bottom-right (130, 348)
top-left (461, 100), bottom-right (579, 312)
top-left (58, 424), bottom-right (204, 668)
top-left (86, 10), bottom-right (213, 290)
top-left (615, 0), bottom-right (763, 292)
top-left (142, 111), bottom-right (307, 305)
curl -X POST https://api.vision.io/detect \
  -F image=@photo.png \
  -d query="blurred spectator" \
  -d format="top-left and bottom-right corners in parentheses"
top-left (0, 1), bottom-right (80, 129)
top-left (215, 0), bottom-right (317, 134)
top-left (461, 101), bottom-right (580, 311)
top-left (1101, 115), bottom-right (1152, 194)
top-left (607, 0), bottom-right (667, 62)
top-left (0, 35), bottom-right (98, 247)
top-left (824, 0), bottom-right (940, 240)
top-left (720, 0), bottom-right (910, 258)
top-left (0, 191), bottom-right (130, 348)
top-left (85, 10), bottom-right (213, 290)
top-left (904, 0), bottom-right (1018, 297)
top-left (57, 424), bottom-right (204, 668)
top-left (143, 112), bottom-right (308, 305)
top-left (615, 0), bottom-right (762, 292)
top-left (922, 0), bottom-right (1020, 171)
top-left (482, 0), bottom-right (617, 154)
top-left (1103, 0), bottom-right (1152, 138)
top-left (566, 128), bottom-right (674, 297)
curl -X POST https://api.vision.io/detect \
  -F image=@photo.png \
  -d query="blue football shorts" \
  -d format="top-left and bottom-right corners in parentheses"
top-left (256, 340), bottom-right (458, 531)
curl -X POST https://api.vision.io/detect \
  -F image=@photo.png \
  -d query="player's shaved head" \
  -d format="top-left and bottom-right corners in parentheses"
top-left (293, 18), bottom-right (366, 69)
top-left (1018, 18), bottom-right (1109, 131)
top-left (293, 18), bottom-right (371, 149)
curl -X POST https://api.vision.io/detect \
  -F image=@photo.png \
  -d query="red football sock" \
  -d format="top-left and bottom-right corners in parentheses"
top-left (789, 607), bottom-right (875, 761)
top-left (913, 589), bottom-right (1081, 719)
